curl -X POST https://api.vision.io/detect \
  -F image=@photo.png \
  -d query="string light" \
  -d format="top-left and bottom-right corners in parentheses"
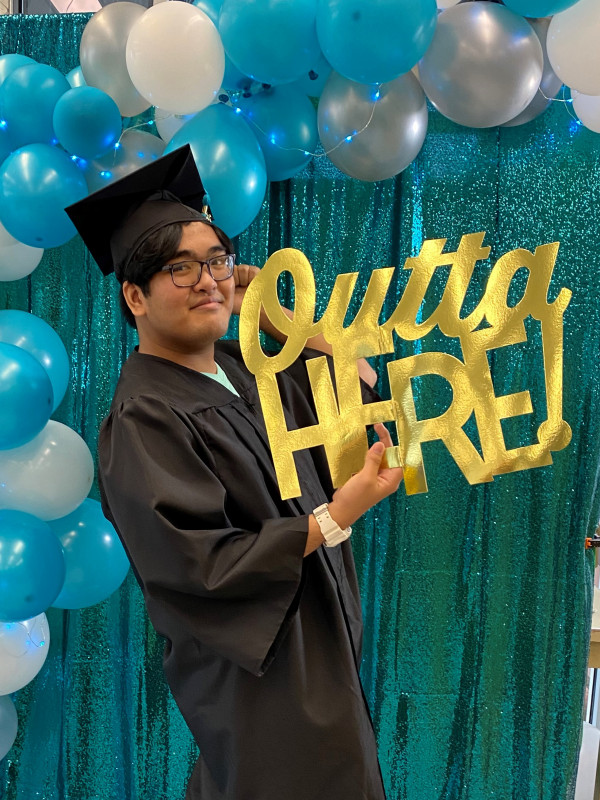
top-left (226, 82), bottom-right (383, 159)
top-left (0, 120), bottom-right (6, 129)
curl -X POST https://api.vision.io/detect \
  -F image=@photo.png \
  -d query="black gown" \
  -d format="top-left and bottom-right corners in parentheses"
top-left (98, 340), bottom-right (387, 800)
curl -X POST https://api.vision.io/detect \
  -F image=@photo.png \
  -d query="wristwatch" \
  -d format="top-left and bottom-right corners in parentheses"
top-left (312, 503), bottom-right (352, 548)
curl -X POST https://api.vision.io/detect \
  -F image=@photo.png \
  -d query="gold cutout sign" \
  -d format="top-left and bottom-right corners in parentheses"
top-left (239, 232), bottom-right (572, 500)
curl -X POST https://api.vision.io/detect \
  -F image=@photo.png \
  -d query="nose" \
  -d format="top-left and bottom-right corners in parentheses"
top-left (193, 262), bottom-right (217, 292)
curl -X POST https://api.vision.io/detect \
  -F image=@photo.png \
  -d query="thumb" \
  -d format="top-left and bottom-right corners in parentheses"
top-left (363, 441), bottom-right (385, 476)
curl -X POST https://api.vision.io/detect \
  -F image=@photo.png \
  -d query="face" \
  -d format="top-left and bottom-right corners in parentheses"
top-left (124, 221), bottom-right (235, 354)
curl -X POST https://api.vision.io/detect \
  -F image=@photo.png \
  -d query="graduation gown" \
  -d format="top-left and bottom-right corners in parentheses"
top-left (98, 340), bottom-right (387, 800)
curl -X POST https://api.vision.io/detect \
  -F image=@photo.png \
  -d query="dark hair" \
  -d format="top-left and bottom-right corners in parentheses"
top-left (119, 220), bottom-right (234, 328)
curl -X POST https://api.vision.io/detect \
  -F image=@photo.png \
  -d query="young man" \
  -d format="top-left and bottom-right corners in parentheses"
top-left (67, 146), bottom-right (403, 800)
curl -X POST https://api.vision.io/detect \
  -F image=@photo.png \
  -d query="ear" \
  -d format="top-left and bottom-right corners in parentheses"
top-left (122, 281), bottom-right (148, 320)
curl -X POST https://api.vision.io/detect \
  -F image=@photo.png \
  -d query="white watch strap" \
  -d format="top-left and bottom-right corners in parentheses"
top-left (312, 503), bottom-right (352, 548)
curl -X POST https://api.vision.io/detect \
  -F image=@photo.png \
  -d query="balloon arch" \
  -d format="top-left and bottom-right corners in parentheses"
top-left (0, 0), bottom-right (599, 783)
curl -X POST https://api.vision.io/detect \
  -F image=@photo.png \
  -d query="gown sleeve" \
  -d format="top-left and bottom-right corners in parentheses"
top-left (98, 395), bottom-right (309, 678)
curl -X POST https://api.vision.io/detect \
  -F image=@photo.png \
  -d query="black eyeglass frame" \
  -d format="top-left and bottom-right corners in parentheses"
top-left (158, 253), bottom-right (236, 286)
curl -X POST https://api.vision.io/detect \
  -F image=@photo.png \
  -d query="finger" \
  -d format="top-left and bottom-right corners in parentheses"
top-left (236, 265), bottom-right (250, 287)
top-left (374, 422), bottom-right (393, 449)
top-left (377, 466), bottom-right (404, 491)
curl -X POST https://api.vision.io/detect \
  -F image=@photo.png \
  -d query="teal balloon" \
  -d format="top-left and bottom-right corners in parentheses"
top-left (316, 0), bottom-right (437, 84)
top-left (0, 343), bottom-right (53, 450)
top-left (0, 125), bottom-right (13, 165)
top-left (193, 0), bottom-right (250, 90)
top-left (49, 499), bottom-right (130, 610)
top-left (53, 87), bottom-right (122, 160)
top-left (237, 86), bottom-right (317, 181)
top-left (0, 144), bottom-right (88, 248)
top-left (0, 510), bottom-right (65, 622)
top-left (166, 103), bottom-right (266, 237)
top-left (291, 51), bottom-right (332, 97)
top-left (0, 310), bottom-right (70, 412)
top-left (0, 63), bottom-right (69, 148)
top-left (0, 54), bottom-right (36, 90)
top-left (219, 0), bottom-right (321, 85)
top-left (502, 0), bottom-right (579, 16)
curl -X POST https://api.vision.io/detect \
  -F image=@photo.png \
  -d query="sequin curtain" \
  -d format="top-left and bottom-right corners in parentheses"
top-left (1, 13), bottom-right (598, 800)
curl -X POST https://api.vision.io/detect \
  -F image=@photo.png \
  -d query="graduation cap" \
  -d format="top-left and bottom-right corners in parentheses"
top-left (65, 145), bottom-right (212, 281)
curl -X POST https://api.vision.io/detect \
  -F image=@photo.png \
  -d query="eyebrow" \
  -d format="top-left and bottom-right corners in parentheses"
top-left (171, 245), bottom-right (227, 260)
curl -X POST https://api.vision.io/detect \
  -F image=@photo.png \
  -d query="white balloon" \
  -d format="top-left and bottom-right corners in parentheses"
top-left (547, 0), bottom-right (600, 96)
top-left (126, 2), bottom-right (225, 114)
top-left (0, 220), bottom-right (44, 282)
top-left (573, 92), bottom-right (600, 133)
top-left (0, 421), bottom-right (94, 521)
top-left (154, 108), bottom-right (197, 143)
top-left (0, 614), bottom-right (49, 696)
top-left (437, 0), bottom-right (460, 7)
top-left (0, 695), bottom-right (18, 759)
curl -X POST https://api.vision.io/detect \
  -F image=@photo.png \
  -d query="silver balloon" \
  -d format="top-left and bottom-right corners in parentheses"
top-left (419, 2), bottom-right (544, 128)
top-left (502, 18), bottom-right (562, 127)
top-left (0, 695), bottom-right (17, 760)
top-left (82, 129), bottom-right (166, 193)
top-left (80, 3), bottom-right (150, 118)
top-left (318, 71), bottom-right (428, 182)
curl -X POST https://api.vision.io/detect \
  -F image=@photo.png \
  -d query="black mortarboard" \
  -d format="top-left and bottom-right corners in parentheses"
top-left (65, 145), bottom-right (212, 282)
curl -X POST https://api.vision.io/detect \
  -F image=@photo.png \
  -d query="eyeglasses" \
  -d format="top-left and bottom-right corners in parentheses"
top-left (159, 253), bottom-right (236, 287)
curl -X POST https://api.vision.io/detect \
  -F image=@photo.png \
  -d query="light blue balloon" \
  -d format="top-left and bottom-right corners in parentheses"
top-left (0, 63), bottom-right (70, 148)
top-left (0, 342), bottom-right (53, 450)
top-left (49, 499), bottom-right (130, 610)
top-left (0, 54), bottom-right (36, 91)
top-left (316, 0), bottom-right (437, 84)
top-left (219, 0), bottom-right (321, 85)
top-left (291, 51), bottom-right (332, 97)
top-left (0, 509), bottom-right (65, 622)
top-left (237, 86), bottom-right (317, 181)
top-left (0, 143), bottom-right (88, 248)
top-left (53, 87), bottom-right (122, 161)
top-left (502, 0), bottom-right (579, 16)
top-left (166, 103), bottom-right (266, 237)
top-left (193, 0), bottom-right (251, 90)
top-left (0, 310), bottom-right (70, 411)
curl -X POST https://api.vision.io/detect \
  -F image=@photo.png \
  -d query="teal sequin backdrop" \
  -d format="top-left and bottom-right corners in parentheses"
top-left (1, 13), bottom-right (599, 800)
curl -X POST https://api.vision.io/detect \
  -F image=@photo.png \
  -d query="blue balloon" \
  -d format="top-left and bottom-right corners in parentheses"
top-left (0, 310), bottom-right (70, 411)
top-left (0, 144), bottom-right (88, 248)
top-left (0, 63), bottom-right (70, 148)
top-left (0, 509), bottom-right (65, 622)
top-left (49, 499), bottom-right (130, 610)
top-left (193, 0), bottom-right (251, 90)
top-left (219, 0), bottom-right (321, 85)
top-left (316, 0), bottom-right (437, 84)
top-left (502, 0), bottom-right (578, 16)
top-left (0, 54), bottom-right (36, 90)
top-left (0, 342), bottom-right (53, 450)
top-left (0, 124), bottom-right (13, 165)
top-left (237, 86), bottom-right (317, 181)
top-left (53, 87), bottom-right (122, 161)
top-left (166, 103), bottom-right (266, 237)
top-left (291, 51), bottom-right (332, 98)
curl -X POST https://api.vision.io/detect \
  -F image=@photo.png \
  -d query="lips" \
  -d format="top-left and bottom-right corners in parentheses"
top-left (191, 297), bottom-right (223, 309)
